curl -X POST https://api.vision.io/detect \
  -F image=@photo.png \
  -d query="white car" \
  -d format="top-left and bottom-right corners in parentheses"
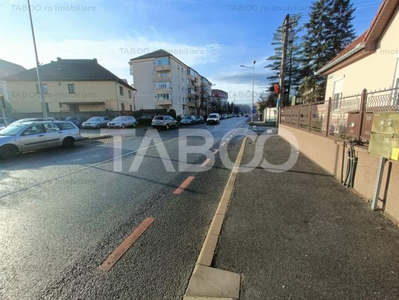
top-left (107, 116), bottom-right (138, 128)
top-left (81, 116), bottom-right (110, 129)
top-left (207, 113), bottom-right (220, 125)
top-left (0, 120), bottom-right (84, 159)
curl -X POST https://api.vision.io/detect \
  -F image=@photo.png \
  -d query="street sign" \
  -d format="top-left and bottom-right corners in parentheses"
top-left (252, 108), bottom-right (257, 114)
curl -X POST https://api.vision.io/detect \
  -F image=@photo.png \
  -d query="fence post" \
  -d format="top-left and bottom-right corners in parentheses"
top-left (308, 102), bottom-right (313, 132)
top-left (357, 88), bottom-right (367, 142)
top-left (325, 97), bottom-right (332, 137)
top-left (296, 106), bottom-right (299, 128)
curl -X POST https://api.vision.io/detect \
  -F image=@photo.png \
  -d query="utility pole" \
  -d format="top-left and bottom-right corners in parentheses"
top-left (279, 14), bottom-right (289, 108)
top-left (276, 14), bottom-right (289, 128)
top-left (27, 0), bottom-right (48, 119)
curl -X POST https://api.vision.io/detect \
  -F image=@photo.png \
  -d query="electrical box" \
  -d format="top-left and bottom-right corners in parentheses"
top-left (371, 111), bottom-right (399, 134)
top-left (346, 111), bottom-right (373, 143)
top-left (368, 111), bottom-right (399, 160)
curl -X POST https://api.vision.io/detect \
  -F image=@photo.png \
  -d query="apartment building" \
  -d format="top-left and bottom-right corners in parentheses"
top-left (129, 49), bottom-right (212, 116)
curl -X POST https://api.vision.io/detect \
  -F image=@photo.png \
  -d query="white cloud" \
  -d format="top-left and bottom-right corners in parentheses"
top-left (2, 36), bottom-right (222, 85)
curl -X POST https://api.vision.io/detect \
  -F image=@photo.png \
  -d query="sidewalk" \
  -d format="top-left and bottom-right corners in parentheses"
top-left (212, 128), bottom-right (399, 299)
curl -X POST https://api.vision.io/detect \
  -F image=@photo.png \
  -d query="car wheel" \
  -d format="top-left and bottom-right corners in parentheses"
top-left (96, 124), bottom-right (100, 129)
top-left (0, 145), bottom-right (18, 159)
top-left (121, 123), bottom-right (125, 129)
top-left (133, 123), bottom-right (136, 128)
top-left (165, 124), bottom-right (170, 130)
top-left (62, 137), bottom-right (75, 148)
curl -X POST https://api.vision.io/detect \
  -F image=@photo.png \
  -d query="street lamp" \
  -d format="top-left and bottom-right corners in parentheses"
top-left (240, 60), bottom-right (256, 122)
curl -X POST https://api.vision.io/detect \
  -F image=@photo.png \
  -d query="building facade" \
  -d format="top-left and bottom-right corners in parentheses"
top-left (1, 58), bottom-right (136, 115)
top-left (210, 89), bottom-right (229, 113)
top-left (129, 49), bottom-right (212, 116)
top-left (318, 0), bottom-right (399, 101)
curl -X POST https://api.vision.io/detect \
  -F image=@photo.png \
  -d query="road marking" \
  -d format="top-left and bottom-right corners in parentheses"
top-left (98, 217), bottom-right (155, 272)
top-left (173, 176), bottom-right (195, 194)
top-left (212, 149), bottom-right (219, 155)
top-left (221, 142), bottom-right (226, 146)
top-left (201, 158), bottom-right (211, 167)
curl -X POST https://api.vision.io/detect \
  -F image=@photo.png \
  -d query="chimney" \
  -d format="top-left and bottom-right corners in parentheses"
top-left (93, 58), bottom-right (97, 63)
top-left (57, 57), bottom-right (62, 61)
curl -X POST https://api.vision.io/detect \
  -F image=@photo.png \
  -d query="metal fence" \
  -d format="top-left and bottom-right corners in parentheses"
top-left (280, 87), bottom-right (399, 141)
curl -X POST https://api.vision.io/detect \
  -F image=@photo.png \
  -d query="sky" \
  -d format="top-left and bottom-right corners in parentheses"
top-left (0, 0), bottom-right (382, 105)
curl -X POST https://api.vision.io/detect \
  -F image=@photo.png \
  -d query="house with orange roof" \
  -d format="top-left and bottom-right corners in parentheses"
top-left (317, 0), bottom-right (399, 104)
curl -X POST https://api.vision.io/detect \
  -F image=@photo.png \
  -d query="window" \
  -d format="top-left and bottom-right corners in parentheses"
top-left (121, 103), bottom-right (125, 111)
top-left (23, 124), bottom-right (45, 135)
top-left (128, 90), bottom-right (132, 99)
top-left (333, 92), bottom-right (342, 110)
top-left (156, 94), bottom-right (171, 101)
top-left (129, 105), bottom-right (133, 111)
top-left (155, 57), bottom-right (169, 66)
top-left (119, 86), bottom-right (124, 95)
top-left (155, 82), bottom-right (171, 89)
top-left (332, 77), bottom-right (344, 110)
top-left (67, 84), bottom-right (75, 94)
top-left (36, 84), bottom-right (48, 94)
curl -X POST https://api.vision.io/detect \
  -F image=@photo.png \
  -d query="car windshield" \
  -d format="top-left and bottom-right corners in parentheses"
top-left (0, 124), bottom-right (25, 136)
top-left (153, 116), bottom-right (164, 120)
top-left (112, 116), bottom-right (126, 121)
top-left (209, 114), bottom-right (217, 118)
top-left (87, 117), bottom-right (101, 121)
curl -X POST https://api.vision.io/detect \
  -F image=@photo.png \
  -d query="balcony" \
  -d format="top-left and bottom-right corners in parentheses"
top-left (156, 88), bottom-right (172, 94)
top-left (187, 74), bottom-right (196, 81)
top-left (157, 100), bottom-right (173, 106)
top-left (155, 65), bottom-right (171, 71)
top-left (155, 76), bottom-right (171, 82)
top-left (187, 101), bottom-right (196, 108)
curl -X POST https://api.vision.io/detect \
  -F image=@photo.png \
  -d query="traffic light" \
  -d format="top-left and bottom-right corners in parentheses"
top-left (0, 95), bottom-right (5, 109)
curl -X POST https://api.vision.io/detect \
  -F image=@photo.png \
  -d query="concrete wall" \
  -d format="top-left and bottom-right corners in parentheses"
top-left (280, 124), bottom-right (399, 225)
top-left (131, 59), bottom-right (156, 110)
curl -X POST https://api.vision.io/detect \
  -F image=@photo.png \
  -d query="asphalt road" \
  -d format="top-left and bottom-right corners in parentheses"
top-left (0, 117), bottom-right (247, 299)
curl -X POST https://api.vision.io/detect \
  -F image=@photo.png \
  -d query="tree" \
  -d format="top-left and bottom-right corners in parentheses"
top-left (265, 14), bottom-right (303, 106)
top-left (299, 0), bottom-right (356, 101)
top-left (257, 86), bottom-right (278, 110)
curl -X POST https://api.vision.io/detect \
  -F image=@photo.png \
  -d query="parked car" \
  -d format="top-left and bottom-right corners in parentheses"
top-left (151, 115), bottom-right (178, 130)
top-left (194, 116), bottom-right (205, 124)
top-left (81, 116), bottom-right (110, 129)
top-left (107, 116), bottom-right (138, 128)
top-left (221, 114), bottom-right (228, 119)
top-left (138, 115), bottom-right (155, 125)
top-left (0, 120), bottom-right (84, 159)
top-left (66, 116), bottom-right (86, 127)
top-left (180, 115), bottom-right (196, 125)
top-left (207, 113), bottom-right (220, 125)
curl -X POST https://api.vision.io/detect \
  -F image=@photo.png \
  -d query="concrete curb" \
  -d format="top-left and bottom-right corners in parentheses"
top-left (184, 137), bottom-right (248, 300)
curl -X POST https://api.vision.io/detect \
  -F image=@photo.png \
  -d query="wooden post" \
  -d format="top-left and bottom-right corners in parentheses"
top-left (325, 97), bottom-right (332, 137)
top-left (357, 89), bottom-right (367, 142)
